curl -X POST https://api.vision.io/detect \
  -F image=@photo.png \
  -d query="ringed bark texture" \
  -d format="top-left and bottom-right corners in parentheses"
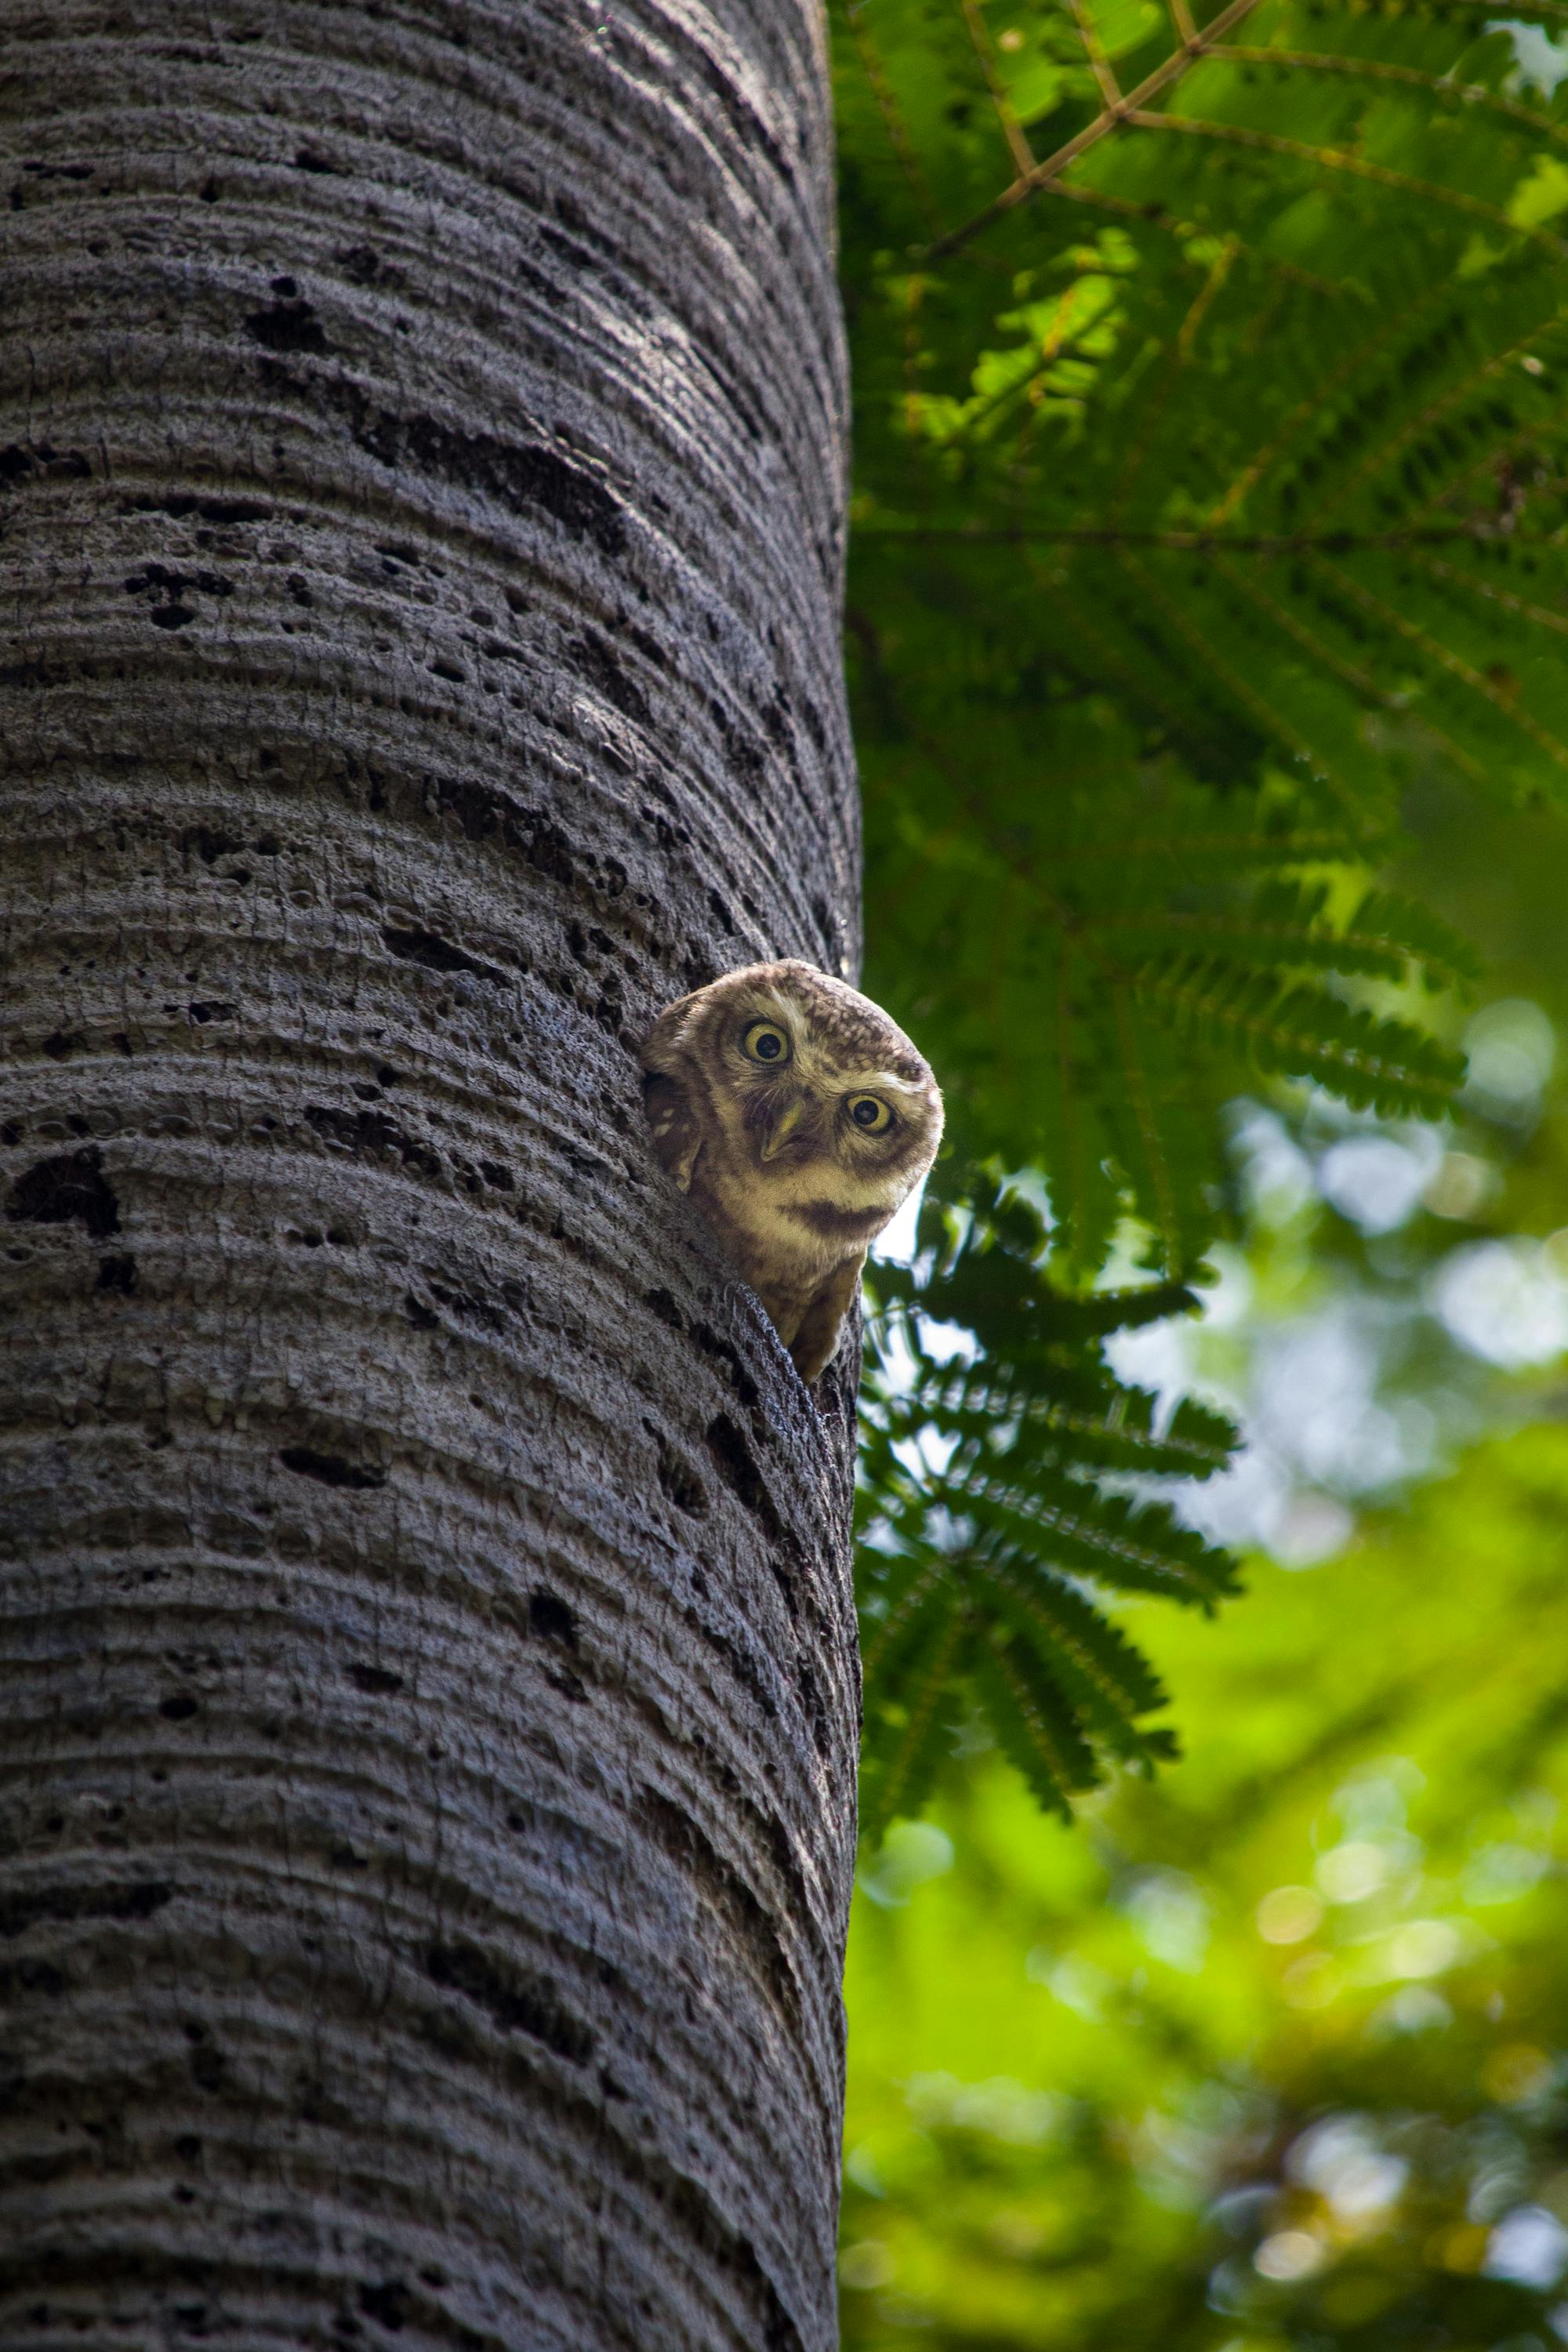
top-left (0, 5), bottom-right (860, 2346)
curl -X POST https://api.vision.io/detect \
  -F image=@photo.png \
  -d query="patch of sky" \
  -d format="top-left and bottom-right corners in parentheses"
top-left (1431, 1239), bottom-right (1568, 1368)
top-left (1463, 997), bottom-right (1556, 1124)
top-left (1103, 1000), bottom-right (1568, 1563)
top-left (1286, 2115), bottom-right (1410, 2220)
top-left (858, 1818), bottom-right (955, 1907)
top-left (1486, 2205), bottom-right (1568, 2291)
top-left (1116, 1867), bottom-right (1210, 1971)
top-left (1493, 18), bottom-right (1568, 97)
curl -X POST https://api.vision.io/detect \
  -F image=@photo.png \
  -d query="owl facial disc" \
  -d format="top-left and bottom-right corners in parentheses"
top-left (641, 958), bottom-right (943, 1384)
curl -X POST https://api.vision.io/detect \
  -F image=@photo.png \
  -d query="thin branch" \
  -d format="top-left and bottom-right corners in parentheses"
top-left (1024, 176), bottom-right (1347, 294)
top-left (960, 0), bottom-right (1037, 176)
top-left (1121, 111), bottom-right (1568, 255)
top-left (839, 1), bottom-right (942, 235)
top-left (1207, 45), bottom-right (1568, 147)
top-left (1388, 0), bottom-right (1568, 23)
top-left (1066, 0), bottom-right (1125, 108)
top-left (925, 0), bottom-right (1271, 258)
top-left (1111, 232), bottom-right (1240, 519)
top-left (1417, 549), bottom-right (1568, 639)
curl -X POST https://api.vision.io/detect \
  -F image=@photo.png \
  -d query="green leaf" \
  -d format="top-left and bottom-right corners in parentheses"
top-left (836, 0), bottom-right (1548, 1820)
top-left (856, 1187), bottom-right (1240, 1834)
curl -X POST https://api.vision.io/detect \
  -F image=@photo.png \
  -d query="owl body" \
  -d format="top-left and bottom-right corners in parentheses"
top-left (641, 960), bottom-right (943, 1381)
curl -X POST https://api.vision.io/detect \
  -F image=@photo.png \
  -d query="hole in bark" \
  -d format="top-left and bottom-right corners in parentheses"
top-left (96, 1253), bottom-right (136, 1294)
top-left (158, 1695), bottom-right (198, 1722)
top-left (6, 1147), bottom-right (120, 1238)
top-left (528, 1589), bottom-right (577, 1646)
top-left (358, 2280), bottom-right (411, 2330)
top-left (0, 1880), bottom-right (171, 1937)
top-left (691, 1323), bottom-right (759, 1410)
top-left (705, 1415), bottom-right (781, 1537)
top-left (656, 1441), bottom-right (708, 1517)
top-left (245, 292), bottom-right (328, 354)
top-left (183, 824), bottom-right (243, 864)
top-left (0, 1957), bottom-right (67, 1999)
top-left (190, 2043), bottom-right (225, 2091)
top-left (382, 924), bottom-right (507, 986)
top-left (425, 1941), bottom-right (593, 2063)
top-left (303, 1105), bottom-right (441, 1179)
top-left (691, 1616), bottom-right (777, 1719)
top-left (346, 1664), bottom-right (403, 1696)
top-left (568, 628), bottom-right (651, 724)
top-left (278, 1448), bottom-right (386, 1492)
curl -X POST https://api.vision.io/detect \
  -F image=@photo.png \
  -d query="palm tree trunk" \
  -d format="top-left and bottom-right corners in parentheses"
top-left (0, 5), bottom-right (858, 2344)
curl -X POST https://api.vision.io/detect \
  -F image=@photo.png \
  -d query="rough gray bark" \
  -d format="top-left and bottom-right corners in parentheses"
top-left (0, 5), bottom-right (860, 2345)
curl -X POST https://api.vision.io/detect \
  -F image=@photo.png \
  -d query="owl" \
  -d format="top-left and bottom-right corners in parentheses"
top-left (641, 960), bottom-right (944, 1382)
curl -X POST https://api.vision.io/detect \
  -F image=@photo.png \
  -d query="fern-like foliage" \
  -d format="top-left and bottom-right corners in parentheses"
top-left (833, 0), bottom-right (1559, 1826)
top-left (836, 0), bottom-right (1548, 1253)
top-left (857, 1178), bottom-right (1240, 1836)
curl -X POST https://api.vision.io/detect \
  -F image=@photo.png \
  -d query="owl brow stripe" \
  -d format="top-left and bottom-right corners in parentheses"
top-left (845, 1069), bottom-right (930, 1095)
top-left (753, 990), bottom-right (809, 1028)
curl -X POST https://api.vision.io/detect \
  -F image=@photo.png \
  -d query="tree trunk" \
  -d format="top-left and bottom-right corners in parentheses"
top-left (0, 5), bottom-right (858, 2345)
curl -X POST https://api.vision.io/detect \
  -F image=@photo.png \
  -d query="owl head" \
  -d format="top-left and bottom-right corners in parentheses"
top-left (641, 959), bottom-right (943, 1291)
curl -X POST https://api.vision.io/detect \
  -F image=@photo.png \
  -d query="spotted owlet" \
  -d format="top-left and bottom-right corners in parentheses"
top-left (641, 959), bottom-right (944, 1382)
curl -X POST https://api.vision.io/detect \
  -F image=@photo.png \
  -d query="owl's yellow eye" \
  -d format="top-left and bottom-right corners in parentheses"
top-left (847, 1094), bottom-right (892, 1134)
top-left (742, 1020), bottom-right (791, 1065)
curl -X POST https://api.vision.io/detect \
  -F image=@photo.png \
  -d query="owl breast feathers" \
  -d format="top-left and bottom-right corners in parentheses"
top-left (641, 959), bottom-right (944, 1382)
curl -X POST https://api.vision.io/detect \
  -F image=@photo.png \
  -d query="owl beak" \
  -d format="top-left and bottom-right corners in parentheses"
top-left (759, 1093), bottom-right (809, 1163)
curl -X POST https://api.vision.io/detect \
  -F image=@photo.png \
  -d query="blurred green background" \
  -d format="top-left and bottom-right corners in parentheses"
top-left (833, 0), bottom-right (1568, 2338)
top-left (842, 1417), bottom-right (1568, 2349)
top-left (846, 776), bottom-right (1568, 2352)
top-left (841, 775), bottom-right (1568, 2344)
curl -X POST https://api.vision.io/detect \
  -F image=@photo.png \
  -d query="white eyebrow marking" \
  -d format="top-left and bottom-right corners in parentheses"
top-left (843, 1069), bottom-right (927, 1097)
top-left (753, 989), bottom-right (809, 1036)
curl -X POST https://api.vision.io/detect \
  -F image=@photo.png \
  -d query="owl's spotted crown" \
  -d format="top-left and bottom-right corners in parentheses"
top-left (641, 960), bottom-right (942, 1383)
